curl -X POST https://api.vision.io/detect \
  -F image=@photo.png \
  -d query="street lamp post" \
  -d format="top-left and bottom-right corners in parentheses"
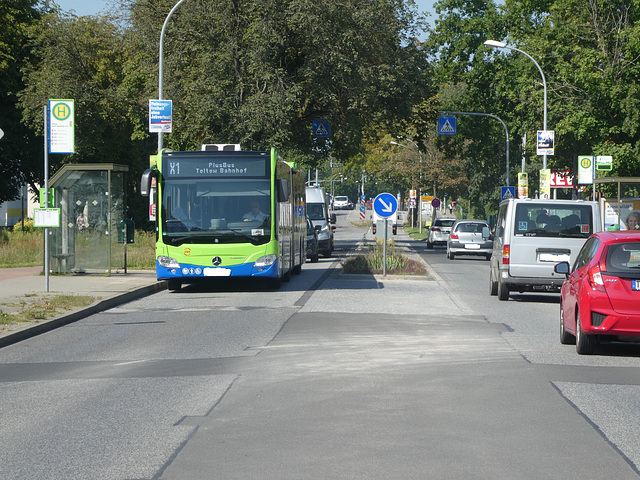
top-left (158, 0), bottom-right (188, 153)
top-left (484, 39), bottom-right (548, 171)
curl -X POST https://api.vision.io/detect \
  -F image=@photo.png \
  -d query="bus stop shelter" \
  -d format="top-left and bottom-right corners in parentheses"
top-left (48, 164), bottom-right (131, 274)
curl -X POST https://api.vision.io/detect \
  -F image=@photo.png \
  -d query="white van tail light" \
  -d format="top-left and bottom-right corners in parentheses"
top-left (502, 245), bottom-right (510, 265)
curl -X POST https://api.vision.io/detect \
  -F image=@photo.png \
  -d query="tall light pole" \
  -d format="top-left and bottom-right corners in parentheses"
top-left (484, 39), bottom-right (548, 170)
top-left (158, 0), bottom-right (188, 153)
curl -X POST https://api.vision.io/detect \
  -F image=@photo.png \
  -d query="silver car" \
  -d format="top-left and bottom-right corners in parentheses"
top-left (427, 218), bottom-right (456, 249)
top-left (446, 219), bottom-right (493, 260)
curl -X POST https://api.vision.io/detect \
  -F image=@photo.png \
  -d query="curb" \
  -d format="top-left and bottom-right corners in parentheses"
top-left (0, 281), bottom-right (166, 349)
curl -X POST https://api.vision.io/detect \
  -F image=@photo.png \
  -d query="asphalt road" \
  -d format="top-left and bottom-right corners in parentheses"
top-left (1, 209), bottom-right (639, 479)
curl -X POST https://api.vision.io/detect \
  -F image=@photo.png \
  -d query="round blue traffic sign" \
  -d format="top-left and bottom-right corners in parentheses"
top-left (373, 193), bottom-right (398, 219)
top-left (431, 198), bottom-right (441, 208)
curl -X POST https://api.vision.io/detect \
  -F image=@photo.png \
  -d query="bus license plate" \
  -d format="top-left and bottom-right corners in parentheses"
top-left (204, 267), bottom-right (231, 277)
top-left (633, 280), bottom-right (640, 291)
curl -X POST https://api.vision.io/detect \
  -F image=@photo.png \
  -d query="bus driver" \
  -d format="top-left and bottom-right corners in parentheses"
top-left (243, 201), bottom-right (267, 222)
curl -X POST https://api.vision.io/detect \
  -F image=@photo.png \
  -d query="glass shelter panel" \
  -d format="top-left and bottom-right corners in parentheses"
top-left (49, 165), bottom-right (128, 274)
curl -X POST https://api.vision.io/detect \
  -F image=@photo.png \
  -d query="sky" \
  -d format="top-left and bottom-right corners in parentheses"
top-left (54, 0), bottom-right (437, 25)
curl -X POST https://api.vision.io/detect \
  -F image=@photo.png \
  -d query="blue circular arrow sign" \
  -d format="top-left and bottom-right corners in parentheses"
top-left (373, 193), bottom-right (398, 219)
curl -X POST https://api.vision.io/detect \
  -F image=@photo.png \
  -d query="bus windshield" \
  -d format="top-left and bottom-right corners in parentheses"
top-left (162, 177), bottom-right (271, 246)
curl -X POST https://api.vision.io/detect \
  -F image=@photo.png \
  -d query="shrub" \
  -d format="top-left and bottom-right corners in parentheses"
top-left (342, 241), bottom-right (427, 275)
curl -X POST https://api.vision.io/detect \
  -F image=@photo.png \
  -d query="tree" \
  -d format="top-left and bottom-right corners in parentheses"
top-left (121, 0), bottom-right (430, 166)
top-left (0, 0), bottom-right (42, 203)
top-left (19, 10), bottom-right (154, 225)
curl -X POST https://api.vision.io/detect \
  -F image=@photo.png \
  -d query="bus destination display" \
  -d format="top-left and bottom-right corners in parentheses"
top-left (163, 155), bottom-right (267, 178)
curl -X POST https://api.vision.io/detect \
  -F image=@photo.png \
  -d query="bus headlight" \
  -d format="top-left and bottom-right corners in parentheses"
top-left (158, 256), bottom-right (180, 268)
top-left (255, 254), bottom-right (277, 267)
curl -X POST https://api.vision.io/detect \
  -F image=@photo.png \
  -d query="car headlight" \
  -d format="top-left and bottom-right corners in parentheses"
top-left (255, 254), bottom-right (277, 267)
top-left (158, 255), bottom-right (180, 268)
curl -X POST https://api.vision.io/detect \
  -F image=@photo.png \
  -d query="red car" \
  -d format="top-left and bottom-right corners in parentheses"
top-left (555, 231), bottom-right (640, 354)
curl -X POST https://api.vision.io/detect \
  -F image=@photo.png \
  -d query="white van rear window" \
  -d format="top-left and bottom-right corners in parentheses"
top-left (514, 204), bottom-right (593, 238)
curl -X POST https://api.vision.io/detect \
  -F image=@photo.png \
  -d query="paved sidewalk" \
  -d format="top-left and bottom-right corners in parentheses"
top-left (0, 268), bottom-right (164, 347)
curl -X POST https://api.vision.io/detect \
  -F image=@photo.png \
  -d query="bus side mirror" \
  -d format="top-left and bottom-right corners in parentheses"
top-left (277, 179), bottom-right (289, 202)
top-left (141, 169), bottom-right (157, 197)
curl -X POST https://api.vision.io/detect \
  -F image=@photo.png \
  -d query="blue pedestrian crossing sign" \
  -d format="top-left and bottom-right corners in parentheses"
top-left (438, 116), bottom-right (456, 135)
top-left (313, 120), bottom-right (330, 138)
top-left (373, 193), bottom-right (398, 219)
top-left (501, 186), bottom-right (516, 200)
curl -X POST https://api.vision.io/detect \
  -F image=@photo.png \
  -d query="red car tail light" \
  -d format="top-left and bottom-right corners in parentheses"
top-left (431, 227), bottom-right (441, 232)
top-left (502, 245), bottom-right (510, 265)
top-left (588, 264), bottom-right (605, 292)
top-left (450, 233), bottom-right (459, 239)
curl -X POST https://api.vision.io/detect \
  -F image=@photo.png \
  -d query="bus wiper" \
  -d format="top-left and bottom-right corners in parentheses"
top-left (170, 229), bottom-right (263, 245)
top-left (211, 228), bottom-right (263, 244)
top-left (170, 232), bottom-right (216, 243)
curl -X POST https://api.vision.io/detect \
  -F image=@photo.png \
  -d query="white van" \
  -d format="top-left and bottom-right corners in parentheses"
top-left (306, 186), bottom-right (336, 257)
top-left (489, 198), bottom-right (601, 300)
top-left (371, 209), bottom-right (397, 236)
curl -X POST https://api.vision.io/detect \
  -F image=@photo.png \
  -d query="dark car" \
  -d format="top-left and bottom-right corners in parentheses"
top-left (306, 217), bottom-right (319, 263)
top-left (555, 231), bottom-right (640, 354)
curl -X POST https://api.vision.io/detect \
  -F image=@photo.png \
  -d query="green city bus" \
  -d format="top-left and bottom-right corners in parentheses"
top-left (141, 146), bottom-right (306, 290)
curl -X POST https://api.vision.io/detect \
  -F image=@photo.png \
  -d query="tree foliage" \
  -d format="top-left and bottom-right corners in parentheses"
top-left (0, 0), bottom-right (42, 203)
top-left (4, 0), bottom-right (640, 221)
top-left (120, 0), bottom-right (430, 165)
top-left (424, 0), bottom-right (640, 213)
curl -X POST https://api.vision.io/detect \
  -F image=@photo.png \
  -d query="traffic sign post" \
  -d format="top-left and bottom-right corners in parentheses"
top-left (373, 193), bottom-right (398, 219)
top-left (438, 116), bottom-right (456, 135)
top-left (313, 120), bottom-right (330, 138)
top-left (373, 193), bottom-right (398, 276)
top-left (501, 186), bottom-right (516, 200)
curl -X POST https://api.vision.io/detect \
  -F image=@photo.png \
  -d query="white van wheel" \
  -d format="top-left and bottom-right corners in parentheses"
top-left (497, 280), bottom-right (509, 301)
top-left (489, 270), bottom-right (498, 296)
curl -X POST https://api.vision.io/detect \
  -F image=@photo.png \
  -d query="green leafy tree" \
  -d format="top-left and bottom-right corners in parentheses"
top-left (0, 0), bottom-right (42, 203)
top-left (19, 10), bottom-right (153, 225)
top-left (122, 0), bottom-right (430, 167)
